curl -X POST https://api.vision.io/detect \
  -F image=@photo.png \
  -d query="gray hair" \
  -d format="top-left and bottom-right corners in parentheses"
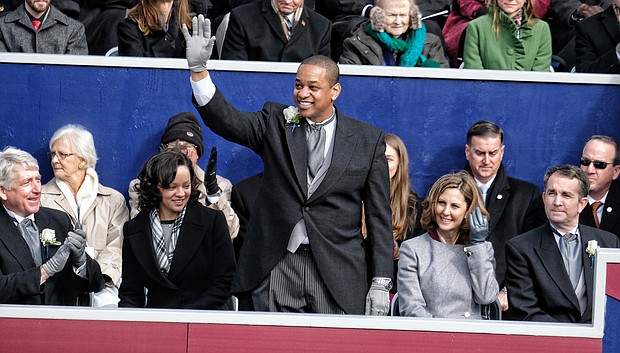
top-left (0, 147), bottom-right (39, 189)
top-left (49, 124), bottom-right (98, 169)
top-left (543, 164), bottom-right (589, 199)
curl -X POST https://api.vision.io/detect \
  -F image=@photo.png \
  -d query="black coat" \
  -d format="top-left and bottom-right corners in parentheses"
top-left (221, 0), bottom-right (331, 61)
top-left (230, 172), bottom-right (263, 261)
top-left (505, 223), bottom-right (619, 322)
top-left (466, 164), bottom-right (546, 286)
top-left (117, 1), bottom-right (186, 58)
top-left (575, 5), bottom-right (620, 73)
top-left (196, 89), bottom-right (393, 314)
top-left (580, 179), bottom-right (620, 239)
top-left (119, 202), bottom-right (236, 309)
top-left (0, 207), bottom-right (104, 305)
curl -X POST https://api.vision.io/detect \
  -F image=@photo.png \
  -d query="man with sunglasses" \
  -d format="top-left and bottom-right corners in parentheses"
top-left (579, 135), bottom-right (620, 239)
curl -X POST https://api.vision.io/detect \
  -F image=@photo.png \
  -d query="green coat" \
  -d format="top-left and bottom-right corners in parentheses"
top-left (463, 11), bottom-right (552, 71)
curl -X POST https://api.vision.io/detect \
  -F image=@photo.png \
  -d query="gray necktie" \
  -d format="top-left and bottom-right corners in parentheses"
top-left (306, 115), bottom-right (334, 179)
top-left (479, 184), bottom-right (488, 205)
top-left (18, 218), bottom-right (42, 266)
top-left (558, 232), bottom-right (582, 289)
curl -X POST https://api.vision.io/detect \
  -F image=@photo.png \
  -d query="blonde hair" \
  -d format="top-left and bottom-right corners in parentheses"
top-left (420, 171), bottom-right (489, 244)
top-left (491, 0), bottom-right (536, 37)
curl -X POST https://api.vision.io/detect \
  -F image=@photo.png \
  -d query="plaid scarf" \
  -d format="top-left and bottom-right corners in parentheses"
top-left (150, 207), bottom-right (186, 276)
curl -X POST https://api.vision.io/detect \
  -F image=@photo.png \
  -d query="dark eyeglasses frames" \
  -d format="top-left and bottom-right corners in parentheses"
top-left (580, 157), bottom-right (614, 170)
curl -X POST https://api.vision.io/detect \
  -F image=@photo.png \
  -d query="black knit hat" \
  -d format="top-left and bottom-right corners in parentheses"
top-left (160, 112), bottom-right (204, 157)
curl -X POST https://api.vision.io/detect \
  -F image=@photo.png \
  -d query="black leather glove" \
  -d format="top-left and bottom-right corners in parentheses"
top-left (204, 147), bottom-right (221, 196)
top-left (468, 207), bottom-right (489, 245)
top-left (67, 229), bottom-right (87, 267)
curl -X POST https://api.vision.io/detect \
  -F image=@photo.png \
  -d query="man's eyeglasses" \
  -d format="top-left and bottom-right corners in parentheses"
top-left (166, 143), bottom-right (196, 154)
top-left (580, 157), bottom-right (614, 170)
top-left (47, 151), bottom-right (76, 160)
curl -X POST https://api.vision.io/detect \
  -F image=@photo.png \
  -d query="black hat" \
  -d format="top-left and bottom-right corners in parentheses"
top-left (160, 112), bottom-right (204, 157)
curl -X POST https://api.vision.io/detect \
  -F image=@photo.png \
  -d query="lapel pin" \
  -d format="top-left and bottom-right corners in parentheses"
top-left (302, 20), bottom-right (306, 27)
top-left (497, 194), bottom-right (503, 200)
top-left (606, 207), bottom-right (612, 213)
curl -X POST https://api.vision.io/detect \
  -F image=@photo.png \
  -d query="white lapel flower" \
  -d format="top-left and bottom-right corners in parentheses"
top-left (283, 106), bottom-right (301, 132)
top-left (586, 240), bottom-right (598, 257)
top-left (40, 228), bottom-right (61, 246)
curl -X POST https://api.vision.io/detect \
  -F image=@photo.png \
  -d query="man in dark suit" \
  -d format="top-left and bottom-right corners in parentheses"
top-left (579, 135), bottom-right (620, 238)
top-left (0, 147), bottom-right (103, 305)
top-left (464, 120), bottom-right (545, 311)
top-left (505, 165), bottom-right (619, 323)
top-left (183, 16), bottom-right (393, 315)
top-left (230, 172), bottom-right (263, 261)
top-left (574, 1), bottom-right (620, 73)
top-left (544, 0), bottom-right (612, 70)
top-left (220, 0), bottom-right (332, 61)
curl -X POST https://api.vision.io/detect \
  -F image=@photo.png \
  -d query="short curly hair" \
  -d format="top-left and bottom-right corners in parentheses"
top-left (370, 0), bottom-right (422, 32)
top-left (136, 150), bottom-right (201, 212)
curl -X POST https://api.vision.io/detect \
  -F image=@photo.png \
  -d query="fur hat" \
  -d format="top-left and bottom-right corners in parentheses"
top-left (369, 0), bottom-right (422, 32)
top-left (160, 112), bottom-right (204, 157)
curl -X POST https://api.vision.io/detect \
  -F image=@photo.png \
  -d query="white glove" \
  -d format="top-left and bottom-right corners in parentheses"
top-left (181, 14), bottom-right (215, 73)
top-left (365, 282), bottom-right (390, 316)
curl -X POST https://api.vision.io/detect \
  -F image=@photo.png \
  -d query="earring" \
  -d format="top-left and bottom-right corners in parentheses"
top-left (79, 162), bottom-right (86, 170)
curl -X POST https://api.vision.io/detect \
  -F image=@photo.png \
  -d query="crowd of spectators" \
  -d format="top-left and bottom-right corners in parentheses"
top-left (0, 0), bottom-right (619, 332)
top-left (0, 0), bottom-right (618, 72)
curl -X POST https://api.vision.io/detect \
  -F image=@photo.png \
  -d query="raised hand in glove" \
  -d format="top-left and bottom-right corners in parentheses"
top-left (66, 229), bottom-right (87, 267)
top-left (181, 14), bottom-right (215, 73)
top-left (468, 207), bottom-right (489, 245)
top-left (365, 279), bottom-right (391, 316)
top-left (42, 241), bottom-right (71, 277)
top-left (204, 147), bottom-right (221, 196)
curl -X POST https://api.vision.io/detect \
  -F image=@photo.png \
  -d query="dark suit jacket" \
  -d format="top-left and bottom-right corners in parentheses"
top-left (119, 202), bottom-right (236, 309)
top-left (221, 0), bottom-right (331, 61)
top-left (505, 223), bottom-right (619, 322)
top-left (575, 5), bottom-right (620, 73)
top-left (230, 172), bottom-right (263, 261)
top-left (196, 89), bottom-right (393, 314)
top-left (466, 164), bottom-right (545, 286)
top-left (580, 179), bottom-right (620, 239)
top-left (0, 206), bottom-right (104, 305)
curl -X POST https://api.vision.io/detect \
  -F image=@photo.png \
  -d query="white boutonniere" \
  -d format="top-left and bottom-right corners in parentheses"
top-left (41, 228), bottom-right (61, 259)
top-left (586, 240), bottom-right (598, 268)
top-left (40, 228), bottom-right (61, 246)
top-left (283, 106), bottom-right (302, 133)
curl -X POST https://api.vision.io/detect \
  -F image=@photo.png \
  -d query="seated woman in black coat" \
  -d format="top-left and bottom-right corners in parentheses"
top-left (119, 150), bottom-right (236, 309)
top-left (117, 0), bottom-right (191, 57)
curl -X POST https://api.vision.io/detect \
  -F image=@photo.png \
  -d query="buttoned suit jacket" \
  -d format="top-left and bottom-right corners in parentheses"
top-left (196, 89), bottom-right (393, 314)
top-left (466, 164), bottom-right (545, 286)
top-left (118, 202), bottom-right (236, 309)
top-left (505, 223), bottom-right (619, 322)
top-left (0, 206), bottom-right (104, 305)
top-left (580, 179), bottom-right (620, 239)
top-left (575, 5), bottom-right (620, 73)
top-left (221, 0), bottom-right (332, 62)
